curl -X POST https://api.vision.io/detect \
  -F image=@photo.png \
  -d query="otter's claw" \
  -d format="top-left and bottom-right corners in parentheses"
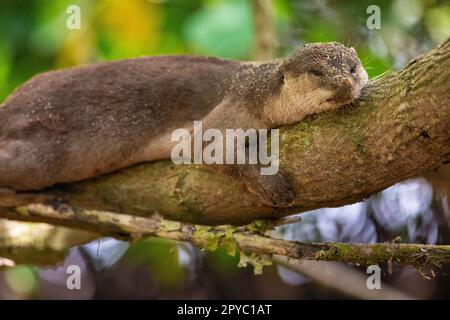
top-left (247, 172), bottom-right (296, 207)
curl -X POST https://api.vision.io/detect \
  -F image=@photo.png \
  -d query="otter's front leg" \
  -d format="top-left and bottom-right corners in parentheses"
top-left (207, 164), bottom-right (296, 207)
top-left (193, 100), bottom-right (296, 207)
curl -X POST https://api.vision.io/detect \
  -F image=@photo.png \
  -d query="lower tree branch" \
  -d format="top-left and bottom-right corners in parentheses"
top-left (1, 204), bottom-right (449, 272)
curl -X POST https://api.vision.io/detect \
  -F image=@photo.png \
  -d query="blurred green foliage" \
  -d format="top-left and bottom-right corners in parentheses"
top-left (4, 266), bottom-right (38, 298)
top-left (1, 0), bottom-right (448, 101)
top-left (126, 238), bottom-right (187, 289)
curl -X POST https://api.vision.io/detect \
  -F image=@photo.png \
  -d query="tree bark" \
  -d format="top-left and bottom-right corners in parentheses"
top-left (7, 38), bottom-right (450, 226)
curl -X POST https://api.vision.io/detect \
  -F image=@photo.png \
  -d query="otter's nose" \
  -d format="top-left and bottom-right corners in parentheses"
top-left (341, 77), bottom-right (353, 88)
top-left (333, 78), bottom-right (355, 103)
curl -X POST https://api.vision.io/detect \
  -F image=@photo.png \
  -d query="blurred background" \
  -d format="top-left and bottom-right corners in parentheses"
top-left (0, 0), bottom-right (449, 299)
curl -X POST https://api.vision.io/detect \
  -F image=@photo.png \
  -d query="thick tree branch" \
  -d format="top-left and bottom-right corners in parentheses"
top-left (9, 37), bottom-right (446, 226)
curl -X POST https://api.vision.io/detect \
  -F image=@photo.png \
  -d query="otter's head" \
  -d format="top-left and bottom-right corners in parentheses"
top-left (267, 42), bottom-right (368, 126)
top-left (286, 42), bottom-right (368, 104)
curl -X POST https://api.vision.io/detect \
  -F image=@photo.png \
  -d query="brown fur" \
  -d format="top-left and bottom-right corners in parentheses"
top-left (0, 42), bottom-right (367, 207)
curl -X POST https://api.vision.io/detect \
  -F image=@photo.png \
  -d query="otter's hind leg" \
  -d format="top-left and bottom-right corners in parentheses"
top-left (206, 163), bottom-right (296, 207)
top-left (0, 143), bottom-right (57, 206)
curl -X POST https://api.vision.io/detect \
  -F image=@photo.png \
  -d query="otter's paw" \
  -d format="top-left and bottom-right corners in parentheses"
top-left (246, 172), bottom-right (296, 207)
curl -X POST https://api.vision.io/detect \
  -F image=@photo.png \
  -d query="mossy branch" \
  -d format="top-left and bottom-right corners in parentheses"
top-left (1, 204), bottom-right (449, 273)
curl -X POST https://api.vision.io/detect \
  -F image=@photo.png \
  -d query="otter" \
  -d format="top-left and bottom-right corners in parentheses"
top-left (0, 42), bottom-right (368, 207)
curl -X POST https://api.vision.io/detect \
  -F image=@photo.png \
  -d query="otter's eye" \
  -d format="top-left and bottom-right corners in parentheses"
top-left (310, 69), bottom-right (323, 76)
top-left (350, 66), bottom-right (356, 74)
